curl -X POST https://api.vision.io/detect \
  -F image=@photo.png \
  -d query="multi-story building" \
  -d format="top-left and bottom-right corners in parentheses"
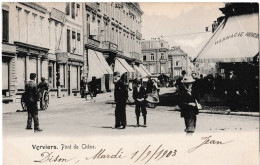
top-left (168, 46), bottom-right (194, 77)
top-left (1, 2), bottom-right (84, 102)
top-left (83, 2), bottom-right (144, 92)
top-left (141, 38), bottom-right (170, 76)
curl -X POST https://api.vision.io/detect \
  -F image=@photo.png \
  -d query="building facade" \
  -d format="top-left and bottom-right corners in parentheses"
top-left (168, 46), bottom-right (194, 77)
top-left (1, 2), bottom-right (84, 102)
top-left (83, 2), bottom-right (143, 91)
top-left (141, 38), bottom-right (170, 76)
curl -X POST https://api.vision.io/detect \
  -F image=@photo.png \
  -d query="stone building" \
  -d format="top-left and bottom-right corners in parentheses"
top-left (83, 2), bottom-right (144, 92)
top-left (141, 38), bottom-right (170, 76)
top-left (1, 2), bottom-right (84, 102)
top-left (168, 46), bottom-right (194, 77)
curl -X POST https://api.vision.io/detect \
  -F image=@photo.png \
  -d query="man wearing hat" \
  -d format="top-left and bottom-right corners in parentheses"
top-left (133, 78), bottom-right (147, 127)
top-left (225, 70), bottom-right (239, 113)
top-left (24, 73), bottom-right (42, 132)
top-left (114, 72), bottom-right (128, 129)
top-left (178, 76), bottom-right (200, 134)
top-left (38, 77), bottom-right (49, 110)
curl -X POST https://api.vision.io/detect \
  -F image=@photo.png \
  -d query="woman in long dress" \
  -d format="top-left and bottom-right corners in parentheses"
top-left (178, 76), bottom-right (200, 134)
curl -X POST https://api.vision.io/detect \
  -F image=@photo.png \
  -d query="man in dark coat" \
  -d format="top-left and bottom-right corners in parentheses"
top-left (133, 78), bottom-right (147, 127)
top-left (175, 70), bottom-right (186, 92)
top-left (114, 72), bottom-right (128, 129)
top-left (89, 76), bottom-right (98, 97)
top-left (80, 77), bottom-right (86, 98)
top-left (225, 70), bottom-right (239, 113)
top-left (146, 76), bottom-right (153, 94)
top-left (24, 73), bottom-right (42, 132)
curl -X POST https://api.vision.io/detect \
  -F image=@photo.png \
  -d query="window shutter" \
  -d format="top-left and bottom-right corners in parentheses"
top-left (66, 3), bottom-right (70, 15)
top-left (67, 30), bottom-right (71, 52)
top-left (2, 10), bottom-right (9, 42)
top-left (71, 2), bottom-right (75, 19)
top-left (77, 33), bottom-right (80, 41)
top-left (72, 31), bottom-right (76, 39)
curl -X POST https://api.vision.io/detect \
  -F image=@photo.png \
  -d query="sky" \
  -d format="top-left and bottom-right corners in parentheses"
top-left (139, 2), bottom-right (225, 58)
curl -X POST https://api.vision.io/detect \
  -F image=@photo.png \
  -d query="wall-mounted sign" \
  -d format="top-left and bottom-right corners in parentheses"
top-left (56, 52), bottom-right (68, 64)
top-left (50, 8), bottom-right (65, 23)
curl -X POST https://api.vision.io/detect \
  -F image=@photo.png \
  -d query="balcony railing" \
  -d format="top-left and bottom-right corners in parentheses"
top-left (84, 37), bottom-right (100, 48)
top-left (102, 41), bottom-right (118, 51)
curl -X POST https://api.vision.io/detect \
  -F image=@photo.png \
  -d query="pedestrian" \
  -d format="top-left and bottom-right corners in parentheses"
top-left (24, 73), bottom-right (42, 132)
top-left (89, 76), bottom-right (98, 97)
top-left (146, 76), bottom-right (153, 94)
top-left (114, 72), bottom-right (128, 129)
top-left (133, 78), bottom-right (147, 127)
top-left (225, 70), bottom-right (239, 113)
top-left (175, 70), bottom-right (186, 92)
top-left (80, 77), bottom-right (86, 98)
top-left (191, 72), bottom-right (200, 101)
top-left (38, 77), bottom-right (49, 110)
top-left (178, 76), bottom-right (200, 134)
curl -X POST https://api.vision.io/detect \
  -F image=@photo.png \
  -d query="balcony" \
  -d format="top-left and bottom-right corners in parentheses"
top-left (102, 41), bottom-right (118, 53)
top-left (85, 2), bottom-right (100, 11)
top-left (84, 37), bottom-right (100, 48)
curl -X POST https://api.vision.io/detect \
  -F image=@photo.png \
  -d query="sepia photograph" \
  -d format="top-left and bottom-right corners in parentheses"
top-left (1, 1), bottom-right (259, 165)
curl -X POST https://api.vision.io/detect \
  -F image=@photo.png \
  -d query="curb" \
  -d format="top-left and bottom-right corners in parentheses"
top-left (199, 110), bottom-right (259, 117)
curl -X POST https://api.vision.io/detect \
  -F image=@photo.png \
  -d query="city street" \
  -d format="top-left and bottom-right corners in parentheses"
top-left (3, 88), bottom-right (259, 138)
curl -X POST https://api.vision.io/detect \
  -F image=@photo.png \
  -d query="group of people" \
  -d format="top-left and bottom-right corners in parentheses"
top-left (80, 76), bottom-right (98, 100)
top-left (23, 73), bottom-right (49, 132)
top-left (113, 73), bottom-right (159, 129)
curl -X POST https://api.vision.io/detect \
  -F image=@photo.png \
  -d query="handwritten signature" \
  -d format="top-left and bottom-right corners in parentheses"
top-left (188, 136), bottom-right (233, 153)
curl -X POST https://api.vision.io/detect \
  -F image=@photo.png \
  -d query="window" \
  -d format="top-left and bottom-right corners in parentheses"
top-left (161, 53), bottom-right (165, 59)
top-left (176, 60), bottom-right (180, 66)
top-left (67, 29), bottom-right (71, 52)
top-left (2, 10), bottom-right (9, 42)
top-left (161, 43), bottom-right (163, 47)
top-left (66, 3), bottom-right (70, 15)
top-left (77, 33), bottom-right (80, 41)
top-left (71, 2), bottom-right (75, 19)
top-left (76, 4), bottom-right (80, 17)
top-left (143, 55), bottom-right (146, 61)
top-left (151, 53), bottom-right (155, 61)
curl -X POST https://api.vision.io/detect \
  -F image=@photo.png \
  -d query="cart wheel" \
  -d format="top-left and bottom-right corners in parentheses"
top-left (21, 97), bottom-right (27, 111)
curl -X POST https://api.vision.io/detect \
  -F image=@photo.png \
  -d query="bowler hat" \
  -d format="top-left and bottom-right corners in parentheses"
top-left (181, 76), bottom-right (195, 84)
top-left (136, 78), bottom-right (142, 84)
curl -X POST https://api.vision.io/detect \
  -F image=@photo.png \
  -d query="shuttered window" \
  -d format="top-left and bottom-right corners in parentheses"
top-left (67, 29), bottom-right (71, 52)
top-left (2, 10), bottom-right (9, 42)
top-left (71, 2), bottom-right (75, 19)
top-left (66, 3), bottom-right (70, 15)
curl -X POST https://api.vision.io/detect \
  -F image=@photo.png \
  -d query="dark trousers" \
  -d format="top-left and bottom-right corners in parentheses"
top-left (135, 102), bottom-right (147, 117)
top-left (115, 102), bottom-right (126, 127)
top-left (184, 116), bottom-right (196, 132)
top-left (27, 103), bottom-right (39, 129)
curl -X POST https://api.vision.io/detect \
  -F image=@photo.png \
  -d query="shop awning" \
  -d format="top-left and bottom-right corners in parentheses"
top-left (195, 13), bottom-right (259, 63)
top-left (87, 50), bottom-right (112, 82)
top-left (139, 64), bottom-right (151, 76)
top-left (114, 58), bottom-right (135, 75)
top-left (134, 65), bottom-right (148, 78)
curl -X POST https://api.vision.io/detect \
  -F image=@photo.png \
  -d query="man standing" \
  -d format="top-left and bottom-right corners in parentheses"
top-left (114, 72), bottom-right (128, 129)
top-left (175, 70), bottom-right (186, 92)
top-left (24, 73), bottom-right (42, 132)
top-left (38, 77), bottom-right (49, 110)
top-left (133, 78), bottom-right (147, 127)
top-left (146, 76), bottom-right (153, 94)
top-left (225, 70), bottom-right (239, 113)
top-left (80, 77), bottom-right (86, 98)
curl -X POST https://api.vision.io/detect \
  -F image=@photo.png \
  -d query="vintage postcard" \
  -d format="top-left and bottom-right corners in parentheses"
top-left (1, 2), bottom-right (259, 165)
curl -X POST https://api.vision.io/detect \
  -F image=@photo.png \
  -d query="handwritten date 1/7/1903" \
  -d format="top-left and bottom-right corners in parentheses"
top-left (34, 145), bottom-right (177, 164)
top-left (86, 145), bottom-right (177, 164)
